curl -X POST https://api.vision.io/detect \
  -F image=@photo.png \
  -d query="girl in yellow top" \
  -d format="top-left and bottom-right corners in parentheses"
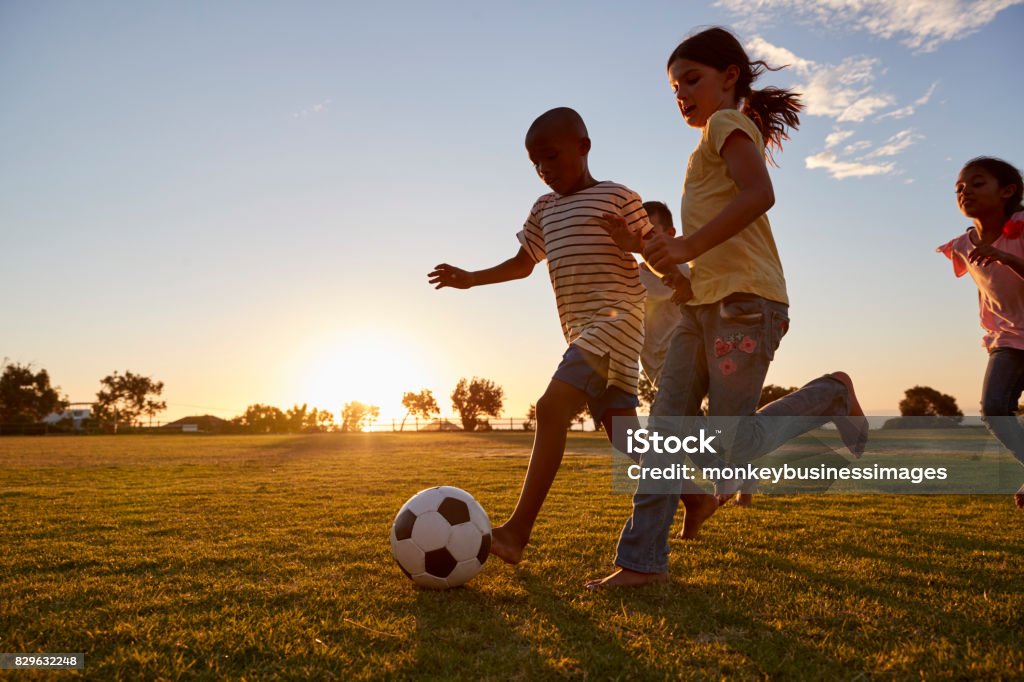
top-left (591, 27), bottom-right (869, 589)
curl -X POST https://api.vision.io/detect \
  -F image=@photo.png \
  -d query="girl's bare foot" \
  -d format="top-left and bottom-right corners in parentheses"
top-left (584, 567), bottom-right (669, 591)
top-left (828, 371), bottom-right (869, 458)
top-left (489, 525), bottom-right (527, 564)
top-left (675, 493), bottom-right (718, 540)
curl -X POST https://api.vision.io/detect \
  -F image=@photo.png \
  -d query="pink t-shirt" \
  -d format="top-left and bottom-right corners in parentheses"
top-left (937, 211), bottom-right (1024, 351)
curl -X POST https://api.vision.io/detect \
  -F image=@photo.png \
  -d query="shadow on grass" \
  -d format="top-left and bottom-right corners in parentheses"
top-left (525, 574), bottom-right (847, 679)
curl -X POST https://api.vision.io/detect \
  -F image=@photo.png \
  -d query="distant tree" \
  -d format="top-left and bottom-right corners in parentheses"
top-left (524, 404), bottom-right (537, 431)
top-left (341, 401), bottom-right (379, 432)
top-left (94, 370), bottom-right (166, 432)
top-left (234, 404), bottom-right (287, 433)
top-left (899, 386), bottom-right (963, 422)
top-left (759, 384), bottom-right (798, 409)
top-left (451, 377), bottom-right (503, 432)
top-left (400, 390), bottom-right (439, 431)
top-left (285, 404), bottom-right (309, 433)
top-left (0, 361), bottom-right (68, 425)
top-left (303, 407), bottom-right (335, 433)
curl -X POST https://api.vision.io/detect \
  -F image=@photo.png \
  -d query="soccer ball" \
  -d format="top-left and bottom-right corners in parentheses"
top-left (390, 486), bottom-right (491, 589)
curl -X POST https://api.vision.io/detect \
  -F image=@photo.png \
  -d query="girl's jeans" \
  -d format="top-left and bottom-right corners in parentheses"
top-left (981, 347), bottom-right (1024, 468)
top-left (614, 294), bottom-right (853, 574)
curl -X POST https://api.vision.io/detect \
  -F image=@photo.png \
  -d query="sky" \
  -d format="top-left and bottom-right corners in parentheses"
top-left (2, 0), bottom-right (1024, 424)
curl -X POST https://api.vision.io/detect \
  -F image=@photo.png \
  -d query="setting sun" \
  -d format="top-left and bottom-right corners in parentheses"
top-left (296, 331), bottom-right (434, 422)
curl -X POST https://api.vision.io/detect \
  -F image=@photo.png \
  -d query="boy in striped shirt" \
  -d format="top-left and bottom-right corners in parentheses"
top-left (428, 107), bottom-right (654, 564)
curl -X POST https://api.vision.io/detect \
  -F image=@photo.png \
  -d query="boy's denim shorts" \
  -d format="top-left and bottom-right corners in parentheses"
top-left (552, 344), bottom-right (639, 421)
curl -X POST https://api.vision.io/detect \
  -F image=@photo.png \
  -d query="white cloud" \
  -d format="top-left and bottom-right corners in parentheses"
top-left (843, 141), bottom-right (873, 155)
top-left (868, 129), bottom-right (924, 157)
top-left (716, 0), bottom-right (1022, 52)
top-left (805, 152), bottom-right (896, 179)
top-left (877, 82), bottom-right (939, 120)
top-left (825, 129), bottom-right (854, 149)
top-left (745, 36), bottom-right (814, 75)
top-left (745, 39), bottom-right (895, 122)
top-left (743, 38), bottom-right (932, 180)
top-left (292, 99), bottom-right (332, 119)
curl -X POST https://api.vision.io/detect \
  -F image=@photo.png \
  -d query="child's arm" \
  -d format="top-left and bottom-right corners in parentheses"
top-left (428, 247), bottom-right (536, 289)
top-left (598, 213), bottom-right (644, 253)
top-left (967, 244), bottom-right (1024, 281)
top-left (644, 130), bottom-right (774, 272)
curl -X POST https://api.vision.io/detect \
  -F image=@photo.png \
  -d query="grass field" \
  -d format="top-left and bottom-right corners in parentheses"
top-left (1, 433), bottom-right (1022, 680)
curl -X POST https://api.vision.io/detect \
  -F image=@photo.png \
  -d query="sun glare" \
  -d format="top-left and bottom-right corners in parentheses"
top-left (299, 335), bottom-right (431, 421)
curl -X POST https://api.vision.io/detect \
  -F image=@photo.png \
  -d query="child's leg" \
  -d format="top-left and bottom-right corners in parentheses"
top-left (589, 309), bottom-right (710, 588)
top-left (722, 372), bottom-right (866, 464)
top-left (490, 378), bottom-right (588, 564)
top-left (685, 297), bottom-right (778, 527)
top-left (601, 407), bottom-right (639, 454)
top-left (979, 348), bottom-right (1024, 508)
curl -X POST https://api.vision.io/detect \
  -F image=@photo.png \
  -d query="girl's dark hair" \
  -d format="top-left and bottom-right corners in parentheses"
top-left (668, 27), bottom-right (802, 164)
top-left (961, 156), bottom-right (1024, 217)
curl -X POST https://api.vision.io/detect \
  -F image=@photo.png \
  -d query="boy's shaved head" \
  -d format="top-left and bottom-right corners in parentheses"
top-left (526, 107), bottom-right (589, 144)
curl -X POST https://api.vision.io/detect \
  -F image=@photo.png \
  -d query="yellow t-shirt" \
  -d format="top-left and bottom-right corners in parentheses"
top-left (681, 108), bottom-right (789, 306)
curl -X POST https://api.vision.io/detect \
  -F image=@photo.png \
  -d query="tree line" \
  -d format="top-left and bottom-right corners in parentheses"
top-left (3, 359), bottom-right (1015, 435)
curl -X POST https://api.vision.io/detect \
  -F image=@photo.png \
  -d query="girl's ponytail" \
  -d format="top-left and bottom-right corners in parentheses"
top-left (743, 86), bottom-right (802, 165)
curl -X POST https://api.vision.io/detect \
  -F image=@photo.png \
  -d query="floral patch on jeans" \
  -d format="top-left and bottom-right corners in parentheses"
top-left (714, 334), bottom-right (758, 358)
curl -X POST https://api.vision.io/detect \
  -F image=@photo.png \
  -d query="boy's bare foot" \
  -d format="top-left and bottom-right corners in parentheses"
top-left (584, 567), bottom-right (669, 591)
top-left (675, 493), bottom-right (718, 540)
top-left (489, 525), bottom-right (527, 565)
top-left (828, 371), bottom-right (869, 458)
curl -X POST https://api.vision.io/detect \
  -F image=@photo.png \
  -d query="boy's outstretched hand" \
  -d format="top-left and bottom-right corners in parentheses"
top-left (428, 263), bottom-right (474, 289)
top-left (597, 213), bottom-right (642, 253)
top-left (644, 232), bottom-right (694, 274)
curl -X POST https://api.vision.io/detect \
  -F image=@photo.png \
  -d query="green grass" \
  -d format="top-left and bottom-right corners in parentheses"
top-left (0, 433), bottom-right (1022, 680)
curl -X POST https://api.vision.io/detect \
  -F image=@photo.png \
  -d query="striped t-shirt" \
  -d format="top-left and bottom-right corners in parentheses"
top-left (516, 181), bottom-right (652, 395)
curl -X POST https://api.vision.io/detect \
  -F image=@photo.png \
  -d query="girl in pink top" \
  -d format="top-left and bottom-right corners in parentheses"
top-left (937, 156), bottom-right (1024, 509)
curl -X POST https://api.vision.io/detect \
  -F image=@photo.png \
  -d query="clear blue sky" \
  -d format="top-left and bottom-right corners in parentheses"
top-left (3, 1), bottom-right (1023, 422)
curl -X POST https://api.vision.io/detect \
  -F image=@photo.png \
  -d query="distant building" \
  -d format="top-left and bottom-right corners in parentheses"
top-left (42, 402), bottom-right (94, 430)
top-left (160, 415), bottom-right (231, 433)
top-left (420, 418), bottom-right (463, 432)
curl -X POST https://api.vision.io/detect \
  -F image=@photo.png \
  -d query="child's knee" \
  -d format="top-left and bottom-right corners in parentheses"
top-left (536, 390), bottom-right (578, 425)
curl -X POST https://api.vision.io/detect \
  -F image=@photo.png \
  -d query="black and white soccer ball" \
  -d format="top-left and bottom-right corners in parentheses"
top-left (390, 486), bottom-right (491, 589)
